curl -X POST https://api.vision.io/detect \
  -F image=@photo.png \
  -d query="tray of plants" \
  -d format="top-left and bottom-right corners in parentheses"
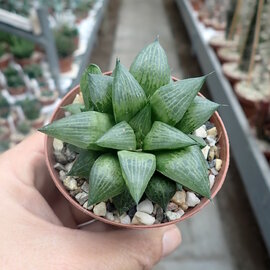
top-left (39, 39), bottom-right (229, 228)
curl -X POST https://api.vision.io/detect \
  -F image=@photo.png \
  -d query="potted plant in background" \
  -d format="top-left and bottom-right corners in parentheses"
top-left (37, 89), bottom-right (59, 106)
top-left (58, 24), bottom-right (79, 50)
top-left (0, 93), bottom-right (10, 126)
top-left (73, 0), bottom-right (94, 23)
top-left (23, 64), bottom-right (44, 81)
top-left (39, 39), bottom-right (229, 227)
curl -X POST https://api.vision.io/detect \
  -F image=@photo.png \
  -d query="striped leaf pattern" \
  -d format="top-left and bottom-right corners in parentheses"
top-left (150, 76), bottom-right (207, 126)
top-left (118, 150), bottom-right (156, 204)
top-left (112, 60), bottom-right (147, 122)
top-left (176, 96), bottom-right (219, 133)
top-left (143, 121), bottom-right (196, 150)
top-left (62, 103), bottom-right (84, 114)
top-left (39, 111), bottom-right (114, 150)
top-left (88, 154), bottom-right (125, 205)
top-left (130, 39), bottom-right (170, 97)
top-left (96, 121), bottom-right (136, 150)
top-left (188, 134), bottom-right (207, 148)
top-left (156, 145), bottom-right (211, 198)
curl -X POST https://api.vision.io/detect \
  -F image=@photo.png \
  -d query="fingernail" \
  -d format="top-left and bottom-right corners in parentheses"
top-left (162, 227), bottom-right (181, 257)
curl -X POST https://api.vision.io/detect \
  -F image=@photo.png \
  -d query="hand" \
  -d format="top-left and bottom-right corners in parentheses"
top-left (0, 133), bottom-right (181, 270)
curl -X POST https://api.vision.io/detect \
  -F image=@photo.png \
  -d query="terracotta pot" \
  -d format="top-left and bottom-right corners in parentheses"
top-left (44, 73), bottom-right (230, 229)
top-left (222, 62), bottom-right (247, 87)
top-left (8, 86), bottom-right (26, 96)
top-left (0, 53), bottom-right (11, 69)
top-left (209, 35), bottom-right (236, 52)
top-left (59, 56), bottom-right (73, 73)
top-left (217, 48), bottom-right (239, 64)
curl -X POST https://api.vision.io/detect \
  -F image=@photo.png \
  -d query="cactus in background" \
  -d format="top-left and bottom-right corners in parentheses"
top-left (17, 98), bottom-right (41, 121)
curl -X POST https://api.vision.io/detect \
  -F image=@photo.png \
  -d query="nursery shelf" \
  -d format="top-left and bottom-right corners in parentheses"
top-left (176, 0), bottom-right (270, 255)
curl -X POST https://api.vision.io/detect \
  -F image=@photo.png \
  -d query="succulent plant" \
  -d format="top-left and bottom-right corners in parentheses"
top-left (10, 37), bottom-right (34, 59)
top-left (58, 24), bottom-right (78, 38)
top-left (54, 31), bottom-right (76, 58)
top-left (0, 93), bottom-right (10, 119)
top-left (4, 67), bottom-right (24, 88)
top-left (40, 39), bottom-right (219, 212)
top-left (23, 64), bottom-right (43, 79)
top-left (17, 98), bottom-right (41, 121)
top-left (16, 120), bottom-right (31, 135)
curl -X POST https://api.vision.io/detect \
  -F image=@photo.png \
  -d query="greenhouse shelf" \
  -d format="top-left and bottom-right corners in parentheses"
top-left (176, 0), bottom-right (270, 255)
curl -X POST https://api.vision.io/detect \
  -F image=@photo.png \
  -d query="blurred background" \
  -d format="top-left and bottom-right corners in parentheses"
top-left (0, 0), bottom-right (270, 269)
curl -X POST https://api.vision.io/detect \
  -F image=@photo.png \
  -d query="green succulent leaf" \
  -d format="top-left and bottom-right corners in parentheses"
top-left (130, 38), bottom-right (170, 97)
top-left (118, 150), bottom-right (156, 204)
top-left (188, 134), bottom-right (207, 148)
top-left (88, 74), bottom-right (113, 113)
top-left (113, 187), bottom-right (136, 215)
top-left (62, 103), bottom-right (84, 114)
top-left (143, 121), bottom-right (196, 150)
top-left (176, 96), bottom-right (219, 133)
top-left (129, 104), bottom-right (152, 149)
top-left (96, 121), bottom-right (136, 151)
top-left (156, 145), bottom-right (211, 198)
top-left (145, 174), bottom-right (176, 210)
top-left (39, 111), bottom-right (114, 150)
top-left (80, 63), bottom-right (102, 110)
top-left (112, 59), bottom-right (147, 122)
top-left (67, 150), bottom-right (100, 179)
top-left (88, 154), bottom-right (125, 205)
top-left (150, 75), bottom-right (207, 126)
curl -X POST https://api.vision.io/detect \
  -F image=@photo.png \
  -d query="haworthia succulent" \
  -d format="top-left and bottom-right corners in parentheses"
top-left (118, 150), bottom-right (156, 204)
top-left (156, 145), bottom-right (211, 198)
top-left (129, 104), bottom-right (152, 149)
top-left (39, 111), bottom-right (114, 150)
top-left (96, 121), bottom-right (136, 151)
top-left (143, 121), bottom-right (196, 150)
top-left (88, 154), bottom-right (125, 205)
top-left (67, 150), bottom-right (100, 179)
top-left (150, 76), bottom-right (207, 126)
top-left (113, 187), bottom-right (136, 215)
top-left (176, 96), bottom-right (219, 133)
top-left (188, 134), bottom-right (207, 148)
top-left (130, 38), bottom-right (170, 97)
top-left (80, 63), bottom-right (102, 110)
top-left (88, 74), bottom-right (113, 113)
top-left (62, 103), bottom-right (84, 114)
top-left (112, 59), bottom-right (147, 123)
top-left (145, 174), bottom-right (176, 210)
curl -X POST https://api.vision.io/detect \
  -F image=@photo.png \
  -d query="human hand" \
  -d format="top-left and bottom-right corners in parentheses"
top-left (0, 133), bottom-right (181, 270)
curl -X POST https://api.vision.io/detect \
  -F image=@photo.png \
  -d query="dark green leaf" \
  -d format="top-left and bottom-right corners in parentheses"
top-left (188, 134), bottom-right (207, 148)
top-left (156, 145), bottom-right (211, 198)
top-left (113, 187), bottom-right (136, 215)
top-left (176, 183), bottom-right (183, 191)
top-left (143, 121), bottom-right (196, 150)
top-left (88, 154), bottom-right (125, 205)
top-left (145, 174), bottom-right (176, 210)
top-left (118, 150), bottom-right (156, 204)
top-left (112, 59), bottom-right (147, 122)
top-left (150, 75), bottom-right (206, 126)
top-left (62, 103), bottom-right (84, 114)
top-left (96, 121), bottom-right (136, 150)
top-left (39, 111), bottom-right (114, 150)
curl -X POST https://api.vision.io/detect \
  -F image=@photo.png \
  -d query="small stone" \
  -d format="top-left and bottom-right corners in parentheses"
top-left (205, 121), bottom-right (214, 130)
top-left (64, 147), bottom-right (77, 162)
top-left (75, 192), bottom-right (88, 205)
top-left (214, 147), bottom-right (220, 158)
top-left (215, 159), bottom-right (222, 171)
top-left (166, 210), bottom-right (184, 221)
top-left (63, 176), bottom-right (78, 191)
top-left (186, 192), bottom-right (200, 207)
top-left (137, 199), bottom-right (153, 214)
top-left (208, 160), bottom-right (216, 168)
top-left (179, 203), bottom-right (188, 211)
top-left (152, 204), bottom-right (158, 215)
top-left (105, 212), bottom-right (115, 221)
top-left (201, 145), bottom-right (210, 159)
top-left (54, 151), bottom-right (67, 164)
top-left (120, 213), bottom-right (131, 224)
top-left (81, 182), bottom-right (89, 193)
top-left (54, 163), bottom-right (66, 171)
top-left (128, 206), bottom-right (137, 218)
top-left (93, 202), bottom-right (106, 217)
top-left (171, 190), bottom-right (186, 205)
top-left (53, 139), bottom-right (63, 152)
top-left (65, 162), bottom-right (74, 172)
top-left (167, 202), bottom-right (179, 211)
top-left (208, 146), bottom-right (215, 161)
top-left (194, 126), bottom-right (207, 138)
top-left (114, 215), bottom-right (120, 223)
top-left (83, 201), bottom-right (93, 210)
top-left (59, 170), bottom-right (66, 181)
top-left (156, 206), bottom-right (164, 222)
top-left (207, 127), bottom-right (217, 137)
top-left (69, 189), bottom-right (81, 197)
top-left (206, 136), bottom-right (216, 146)
top-left (132, 211), bottom-right (155, 225)
top-left (211, 167), bottom-right (219, 176)
top-left (209, 174), bottom-right (215, 189)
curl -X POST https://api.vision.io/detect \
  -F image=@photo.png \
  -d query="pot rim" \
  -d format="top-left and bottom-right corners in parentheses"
top-left (44, 72), bottom-right (230, 229)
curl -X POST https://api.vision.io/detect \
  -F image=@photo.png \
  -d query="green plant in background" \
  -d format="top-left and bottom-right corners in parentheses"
top-left (40, 39), bottom-right (219, 212)
top-left (23, 64), bottom-right (43, 79)
top-left (4, 67), bottom-right (25, 88)
top-left (3, 66), bottom-right (18, 77)
top-left (0, 31), bottom-right (12, 44)
top-left (17, 98), bottom-right (41, 121)
top-left (59, 24), bottom-right (78, 38)
top-left (41, 89), bottom-right (54, 97)
top-left (54, 31), bottom-right (75, 58)
top-left (16, 121), bottom-right (31, 135)
top-left (10, 37), bottom-right (34, 59)
top-left (0, 43), bottom-right (6, 58)
top-left (0, 93), bottom-right (10, 119)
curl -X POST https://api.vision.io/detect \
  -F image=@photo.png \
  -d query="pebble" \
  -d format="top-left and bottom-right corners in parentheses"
top-left (201, 145), bottom-right (210, 159)
top-left (137, 199), bottom-right (153, 214)
top-left (171, 190), bottom-right (186, 205)
top-left (63, 176), bottom-right (78, 191)
top-left (167, 202), bottom-right (179, 211)
top-left (166, 209), bottom-right (184, 221)
top-left (59, 170), bottom-right (66, 181)
top-left (54, 163), bottom-right (66, 171)
top-left (64, 147), bottom-right (77, 162)
top-left (120, 213), bottom-right (131, 224)
top-left (83, 201), bottom-right (93, 210)
top-left (105, 212), bottom-right (115, 221)
top-left (81, 182), bottom-right (89, 193)
top-left (194, 126), bottom-right (207, 138)
top-left (114, 215), bottom-right (120, 223)
top-left (54, 151), bottom-right (68, 164)
top-left (186, 192), bottom-right (200, 207)
top-left (180, 202), bottom-right (188, 211)
top-left (155, 206), bottom-right (164, 222)
top-left (75, 192), bottom-right (88, 205)
top-left (53, 139), bottom-right (63, 152)
top-left (205, 121), bottom-right (214, 130)
top-left (208, 160), bottom-right (216, 168)
top-left (215, 159), bottom-right (222, 171)
top-left (209, 174), bottom-right (215, 189)
top-left (211, 167), bottom-right (219, 176)
top-left (132, 211), bottom-right (155, 225)
top-left (208, 146), bottom-right (215, 161)
top-left (93, 202), bottom-right (107, 217)
top-left (207, 127), bottom-right (217, 137)
top-left (65, 162), bottom-right (74, 172)
top-left (206, 136), bottom-right (216, 146)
